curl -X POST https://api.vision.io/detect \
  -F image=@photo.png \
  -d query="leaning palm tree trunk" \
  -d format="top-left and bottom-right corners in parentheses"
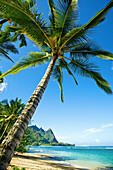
top-left (0, 119), bottom-right (12, 144)
top-left (0, 55), bottom-right (57, 169)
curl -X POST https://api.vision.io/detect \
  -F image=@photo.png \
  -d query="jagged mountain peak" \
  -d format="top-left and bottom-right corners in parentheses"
top-left (29, 125), bottom-right (58, 144)
top-left (47, 128), bottom-right (53, 133)
top-left (29, 125), bottom-right (40, 131)
top-left (40, 127), bottom-right (45, 132)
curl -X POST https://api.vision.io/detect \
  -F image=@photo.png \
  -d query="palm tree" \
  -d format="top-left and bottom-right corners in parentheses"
top-left (0, 20), bottom-right (27, 87)
top-left (0, 0), bottom-right (113, 168)
top-left (0, 28), bottom-right (18, 90)
top-left (0, 25), bottom-right (19, 62)
top-left (0, 98), bottom-right (25, 144)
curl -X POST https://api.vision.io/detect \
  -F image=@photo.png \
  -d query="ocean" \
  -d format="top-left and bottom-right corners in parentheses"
top-left (27, 146), bottom-right (113, 169)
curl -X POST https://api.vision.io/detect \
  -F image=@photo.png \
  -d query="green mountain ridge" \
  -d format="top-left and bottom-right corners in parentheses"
top-left (29, 125), bottom-right (58, 144)
top-left (25, 125), bottom-right (75, 146)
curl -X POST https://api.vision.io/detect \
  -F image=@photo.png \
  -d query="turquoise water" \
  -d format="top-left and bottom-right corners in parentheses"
top-left (28, 146), bottom-right (113, 169)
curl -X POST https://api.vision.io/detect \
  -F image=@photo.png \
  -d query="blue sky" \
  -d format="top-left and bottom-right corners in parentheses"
top-left (0, 0), bottom-right (113, 146)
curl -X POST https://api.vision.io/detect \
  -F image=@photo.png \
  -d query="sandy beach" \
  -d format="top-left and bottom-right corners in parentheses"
top-left (8, 153), bottom-right (89, 170)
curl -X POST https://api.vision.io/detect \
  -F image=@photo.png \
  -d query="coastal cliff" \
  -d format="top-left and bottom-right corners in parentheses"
top-left (26, 125), bottom-right (75, 146)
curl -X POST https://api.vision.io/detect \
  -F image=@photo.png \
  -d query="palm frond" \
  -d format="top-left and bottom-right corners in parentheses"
top-left (19, 34), bottom-right (27, 48)
top-left (6, 26), bottom-right (27, 48)
top-left (0, 42), bottom-right (18, 54)
top-left (68, 41), bottom-right (113, 60)
top-left (61, 41), bottom-right (87, 51)
top-left (68, 58), bottom-right (100, 76)
top-left (56, 0), bottom-right (78, 43)
top-left (0, 99), bottom-right (8, 106)
top-left (0, 52), bottom-right (52, 78)
top-left (0, 0), bottom-right (52, 48)
top-left (61, 27), bottom-right (88, 48)
top-left (26, 52), bottom-right (51, 66)
top-left (1, 114), bottom-right (14, 122)
top-left (60, 56), bottom-right (112, 94)
top-left (0, 27), bottom-right (19, 62)
top-left (59, 58), bottom-right (78, 85)
top-left (85, 0), bottom-right (113, 29)
top-left (0, 47), bottom-right (14, 63)
top-left (53, 61), bottom-right (64, 102)
top-left (0, 29), bottom-right (10, 43)
top-left (48, 0), bottom-right (56, 29)
top-left (0, 71), bottom-right (3, 84)
top-left (60, 1), bottom-right (113, 50)
top-left (40, 44), bottom-right (52, 53)
top-left (90, 71), bottom-right (112, 94)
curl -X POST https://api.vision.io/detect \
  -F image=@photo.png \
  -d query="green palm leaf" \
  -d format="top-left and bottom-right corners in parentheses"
top-left (0, 28), bottom-right (19, 62)
top-left (0, 114), bottom-right (13, 123)
top-left (48, 0), bottom-right (56, 29)
top-left (61, 56), bottom-right (112, 94)
top-left (0, 71), bottom-right (3, 84)
top-left (0, 42), bottom-right (18, 54)
top-left (19, 34), bottom-right (27, 48)
top-left (90, 71), bottom-right (112, 94)
top-left (0, 47), bottom-right (14, 63)
top-left (5, 26), bottom-right (27, 48)
top-left (60, 0), bottom-right (113, 50)
top-left (68, 41), bottom-right (113, 60)
top-left (0, 52), bottom-right (52, 78)
top-left (59, 58), bottom-right (78, 85)
top-left (56, 0), bottom-right (78, 43)
top-left (53, 61), bottom-right (64, 102)
top-left (25, 52), bottom-right (51, 66)
top-left (70, 59), bottom-right (112, 94)
top-left (0, 0), bottom-right (52, 48)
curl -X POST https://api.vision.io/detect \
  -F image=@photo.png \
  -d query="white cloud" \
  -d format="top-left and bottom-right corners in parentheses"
top-left (101, 123), bottom-right (113, 129)
top-left (85, 128), bottom-right (102, 134)
top-left (83, 123), bottom-right (113, 137)
top-left (0, 82), bottom-right (7, 92)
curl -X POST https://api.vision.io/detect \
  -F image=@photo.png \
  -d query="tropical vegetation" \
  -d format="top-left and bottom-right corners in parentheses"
top-left (0, 0), bottom-right (113, 169)
top-left (0, 98), bottom-right (25, 144)
top-left (0, 19), bottom-right (27, 86)
top-left (0, 23), bottom-right (18, 84)
top-left (0, 24), bottom-right (18, 63)
top-left (10, 166), bottom-right (25, 170)
top-left (0, 98), bottom-right (28, 153)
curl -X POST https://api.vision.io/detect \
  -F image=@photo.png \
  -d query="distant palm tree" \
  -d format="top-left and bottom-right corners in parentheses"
top-left (0, 98), bottom-right (25, 144)
top-left (0, 0), bottom-right (113, 168)
top-left (0, 20), bottom-right (27, 86)
top-left (0, 25), bottom-right (19, 62)
top-left (0, 27), bottom-right (18, 90)
top-left (0, 28), bottom-right (18, 89)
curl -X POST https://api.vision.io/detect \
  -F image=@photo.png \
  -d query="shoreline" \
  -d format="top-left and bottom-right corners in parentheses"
top-left (8, 152), bottom-right (90, 170)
